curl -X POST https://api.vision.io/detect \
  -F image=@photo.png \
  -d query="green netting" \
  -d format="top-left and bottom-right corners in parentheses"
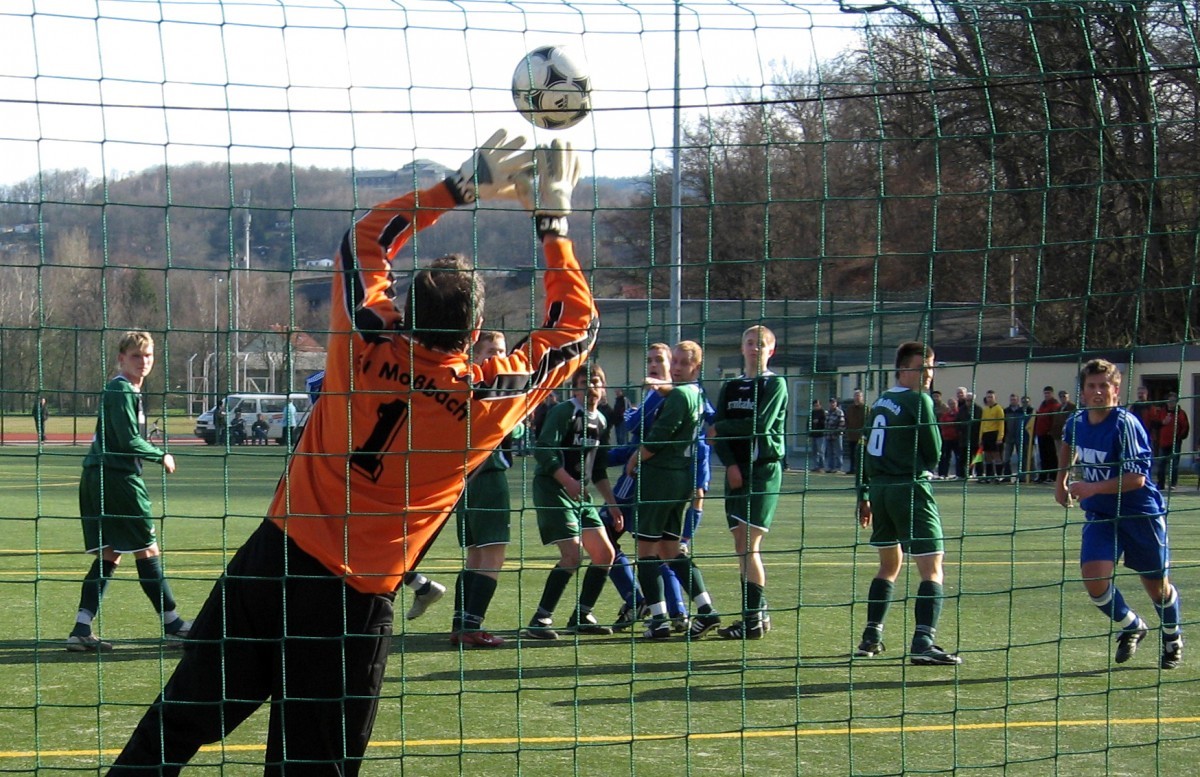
top-left (0, 1), bottom-right (1197, 774)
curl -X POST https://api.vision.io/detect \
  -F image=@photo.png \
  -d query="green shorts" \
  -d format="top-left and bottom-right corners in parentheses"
top-left (79, 466), bottom-right (158, 553)
top-left (867, 479), bottom-right (944, 556)
top-left (533, 475), bottom-right (603, 545)
top-left (456, 468), bottom-right (512, 548)
top-left (632, 466), bottom-right (692, 541)
top-left (724, 460), bottom-right (783, 532)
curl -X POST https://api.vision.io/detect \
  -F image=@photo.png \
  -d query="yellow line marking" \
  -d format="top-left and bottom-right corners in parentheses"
top-left (6, 716), bottom-right (1200, 760)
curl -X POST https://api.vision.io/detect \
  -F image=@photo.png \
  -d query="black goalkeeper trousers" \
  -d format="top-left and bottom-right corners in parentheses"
top-left (109, 520), bottom-right (395, 777)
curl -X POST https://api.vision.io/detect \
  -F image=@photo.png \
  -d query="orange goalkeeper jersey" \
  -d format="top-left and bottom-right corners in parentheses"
top-left (268, 181), bottom-right (597, 594)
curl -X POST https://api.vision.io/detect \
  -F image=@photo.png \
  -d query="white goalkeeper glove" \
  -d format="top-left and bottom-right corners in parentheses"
top-left (445, 128), bottom-right (531, 205)
top-left (512, 139), bottom-right (582, 239)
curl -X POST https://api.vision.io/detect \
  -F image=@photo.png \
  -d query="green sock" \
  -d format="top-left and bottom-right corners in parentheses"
top-left (669, 555), bottom-right (707, 599)
top-left (468, 573), bottom-right (498, 625)
top-left (913, 580), bottom-right (944, 650)
top-left (578, 564), bottom-right (609, 612)
top-left (135, 556), bottom-right (177, 615)
top-left (637, 556), bottom-right (665, 611)
top-left (745, 580), bottom-right (764, 619)
top-left (452, 571), bottom-right (471, 631)
top-left (536, 565), bottom-right (575, 617)
top-left (865, 577), bottom-right (895, 633)
top-left (76, 558), bottom-right (117, 629)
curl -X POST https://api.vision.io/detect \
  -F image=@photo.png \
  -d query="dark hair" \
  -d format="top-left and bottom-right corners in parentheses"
top-left (572, 363), bottom-right (606, 388)
top-left (894, 341), bottom-right (933, 371)
top-left (403, 254), bottom-right (484, 352)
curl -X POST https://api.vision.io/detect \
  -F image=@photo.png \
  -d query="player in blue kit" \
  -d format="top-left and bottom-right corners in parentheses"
top-left (1055, 359), bottom-right (1183, 669)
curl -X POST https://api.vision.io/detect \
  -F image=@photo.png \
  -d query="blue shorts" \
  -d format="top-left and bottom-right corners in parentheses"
top-left (1080, 513), bottom-right (1170, 578)
top-left (694, 441), bottom-right (712, 491)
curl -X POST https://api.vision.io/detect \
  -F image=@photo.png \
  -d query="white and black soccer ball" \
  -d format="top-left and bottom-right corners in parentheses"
top-left (511, 45), bottom-right (591, 130)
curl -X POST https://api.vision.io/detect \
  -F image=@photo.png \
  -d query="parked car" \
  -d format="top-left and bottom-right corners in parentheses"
top-left (194, 393), bottom-right (312, 445)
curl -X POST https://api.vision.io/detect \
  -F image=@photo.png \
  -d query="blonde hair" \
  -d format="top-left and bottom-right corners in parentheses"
top-left (743, 325), bottom-right (776, 348)
top-left (473, 330), bottom-right (505, 357)
top-left (117, 330), bottom-right (154, 355)
top-left (675, 339), bottom-right (703, 367)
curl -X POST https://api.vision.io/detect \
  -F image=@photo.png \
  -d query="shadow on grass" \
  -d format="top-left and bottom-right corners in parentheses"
top-left (0, 639), bottom-right (188, 665)
top-left (560, 667), bottom-right (1117, 706)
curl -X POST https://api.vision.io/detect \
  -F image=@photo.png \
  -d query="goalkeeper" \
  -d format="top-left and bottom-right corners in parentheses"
top-left (109, 133), bottom-right (598, 775)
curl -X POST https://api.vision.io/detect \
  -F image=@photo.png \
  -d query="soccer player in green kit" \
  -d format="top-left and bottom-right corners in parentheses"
top-left (523, 365), bottom-right (624, 639)
top-left (450, 331), bottom-right (522, 648)
top-left (855, 341), bottom-right (962, 665)
top-left (67, 330), bottom-right (189, 651)
top-left (708, 325), bottom-right (789, 640)
top-left (625, 340), bottom-right (717, 639)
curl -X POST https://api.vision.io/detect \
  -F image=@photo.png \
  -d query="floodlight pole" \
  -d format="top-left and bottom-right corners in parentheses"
top-left (669, 0), bottom-right (683, 345)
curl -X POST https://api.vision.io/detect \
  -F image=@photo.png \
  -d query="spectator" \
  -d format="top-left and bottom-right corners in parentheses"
top-left (1055, 390), bottom-right (1078, 443)
top-left (1033, 386), bottom-right (1062, 483)
top-left (825, 397), bottom-right (845, 473)
top-left (931, 390), bottom-right (947, 417)
top-left (936, 398), bottom-right (961, 480)
top-left (1001, 393), bottom-right (1032, 483)
top-left (808, 399), bottom-right (826, 473)
top-left (1156, 392), bottom-right (1191, 492)
top-left (250, 414), bottom-right (269, 445)
top-left (1130, 386), bottom-right (1163, 441)
top-left (229, 411), bottom-right (247, 446)
top-left (844, 389), bottom-right (867, 475)
top-left (32, 395), bottom-right (49, 443)
top-left (953, 388), bottom-right (972, 479)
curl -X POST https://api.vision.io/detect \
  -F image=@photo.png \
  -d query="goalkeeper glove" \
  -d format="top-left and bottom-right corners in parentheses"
top-left (445, 128), bottom-right (531, 205)
top-left (513, 139), bottom-right (582, 239)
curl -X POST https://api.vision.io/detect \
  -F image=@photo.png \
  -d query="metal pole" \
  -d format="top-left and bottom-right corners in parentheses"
top-left (669, 0), bottom-right (683, 345)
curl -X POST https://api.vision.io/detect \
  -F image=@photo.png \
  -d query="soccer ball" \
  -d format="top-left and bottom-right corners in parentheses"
top-left (511, 45), bottom-right (591, 130)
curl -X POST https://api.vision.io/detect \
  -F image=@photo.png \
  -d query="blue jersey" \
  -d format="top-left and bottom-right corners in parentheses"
top-left (1063, 406), bottom-right (1165, 518)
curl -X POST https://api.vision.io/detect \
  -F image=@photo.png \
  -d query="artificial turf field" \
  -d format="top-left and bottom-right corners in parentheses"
top-left (0, 443), bottom-right (1196, 775)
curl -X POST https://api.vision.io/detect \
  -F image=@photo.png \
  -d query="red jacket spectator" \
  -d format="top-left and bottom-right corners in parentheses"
top-left (1157, 399), bottom-right (1190, 452)
top-left (1033, 391), bottom-right (1061, 437)
top-left (938, 408), bottom-right (959, 441)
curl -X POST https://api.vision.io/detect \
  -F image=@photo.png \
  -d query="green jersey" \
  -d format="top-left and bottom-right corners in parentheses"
top-left (713, 372), bottom-right (789, 467)
top-left (82, 376), bottom-right (166, 473)
top-left (534, 398), bottom-right (610, 486)
top-left (861, 386), bottom-right (941, 497)
top-left (642, 383), bottom-right (703, 470)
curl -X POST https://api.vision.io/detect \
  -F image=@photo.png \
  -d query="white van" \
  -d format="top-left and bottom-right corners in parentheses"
top-left (194, 393), bottom-right (312, 445)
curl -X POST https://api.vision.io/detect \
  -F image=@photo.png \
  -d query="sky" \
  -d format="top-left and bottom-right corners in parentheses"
top-left (0, 0), bottom-right (865, 186)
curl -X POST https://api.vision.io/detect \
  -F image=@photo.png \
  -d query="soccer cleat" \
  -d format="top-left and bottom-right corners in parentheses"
top-left (520, 618), bottom-right (559, 641)
top-left (66, 633), bottom-right (113, 653)
top-left (761, 612), bottom-right (772, 632)
top-left (910, 645), bottom-right (962, 665)
top-left (643, 618), bottom-right (672, 640)
top-left (853, 640), bottom-right (885, 658)
top-left (670, 614), bottom-right (691, 634)
top-left (405, 580), bottom-right (447, 620)
top-left (450, 630), bottom-right (506, 649)
top-left (613, 602), bottom-right (638, 632)
top-left (164, 619), bottom-right (192, 643)
top-left (1161, 640), bottom-right (1183, 670)
top-left (1115, 622), bottom-right (1148, 664)
top-left (687, 613), bottom-right (721, 639)
top-left (717, 620), bottom-right (764, 640)
top-left (567, 611), bottom-right (614, 636)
